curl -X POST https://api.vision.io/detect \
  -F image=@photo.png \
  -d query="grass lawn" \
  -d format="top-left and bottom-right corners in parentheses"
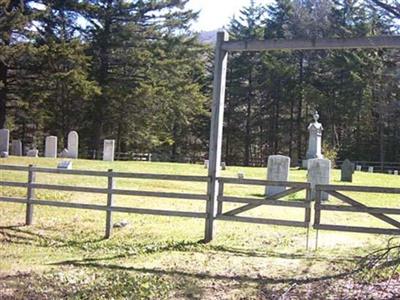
top-left (1, 156), bottom-right (400, 299)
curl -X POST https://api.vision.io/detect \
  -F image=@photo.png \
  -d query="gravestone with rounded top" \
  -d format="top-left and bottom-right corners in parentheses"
top-left (0, 129), bottom-right (10, 153)
top-left (265, 155), bottom-right (290, 197)
top-left (45, 136), bottom-right (57, 158)
top-left (341, 159), bottom-right (353, 182)
top-left (67, 131), bottom-right (79, 159)
top-left (27, 149), bottom-right (38, 157)
top-left (307, 158), bottom-right (331, 201)
top-left (103, 139), bottom-right (115, 161)
top-left (11, 139), bottom-right (22, 156)
top-left (368, 166), bottom-right (374, 173)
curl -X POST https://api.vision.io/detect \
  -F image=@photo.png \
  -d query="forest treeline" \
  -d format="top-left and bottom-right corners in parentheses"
top-left (1, 0), bottom-right (399, 165)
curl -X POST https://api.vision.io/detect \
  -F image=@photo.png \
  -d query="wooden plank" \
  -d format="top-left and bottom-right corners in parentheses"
top-left (111, 172), bottom-right (208, 182)
top-left (0, 196), bottom-right (27, 204)
top-left (222, 196), bottom-right (308, 207)
top-left (222, 36), bottom-right (400, 52)
top-left (105, 169), bottom-right (114, 239)
top-left (217, 181), bottom-right (224, 215)
top-left (0, 181), bottom-right (28, 188)
top-left (220, 177), bottom-right (309, 188)
top-left (31, 167), bottom-right (108, 177)
top-left (317, 184), bottom-right (400, 193)
top-left (304, 187), bottom-right (312, 224)
top-left (0, 165), bottom-right (29, 171)
top-left (217, 215), bottom-right (308, 228)
top-left (30, 199), bottom-right (206, 218)
top-left (205, 31), bottom-right (229, 243)
top-left (25, 165), bottom-right (35, 225)
top-left (32, 183), bottom-right (108, 194)
top-left (320, 204), bottom-right (400, 215)
top-left (314, 224), bottom-right (400, 235)
top-left (223, 187), bottom-right (304, 216)
top-left (329, 190), bottom-right (400, 229)
top-left (112, 189), bottom-right (208, 200)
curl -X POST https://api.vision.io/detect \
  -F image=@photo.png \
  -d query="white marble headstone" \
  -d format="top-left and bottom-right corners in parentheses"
top-left (265, 155), bottom-right (290, 197)
top-left (67, 131), bottom-right (79, 159)
top-left (103, 139), bottom-right (115, 161)
top-left (307, 158), bottom-right (331, 201)
top-left (368, 166), bottom-right (374, 173)
top-left (356, 165), bottom-right (362, 171)
top-left (45, 136), bottom-right (57, 158)
top-left (27, 149), bottom-right (39, 157)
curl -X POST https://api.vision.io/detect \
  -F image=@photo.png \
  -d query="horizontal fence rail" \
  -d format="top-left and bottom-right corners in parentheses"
top-left (216, 177), bottom-right (312, 230)
top-left (314, 184), bottom-right (400, 236)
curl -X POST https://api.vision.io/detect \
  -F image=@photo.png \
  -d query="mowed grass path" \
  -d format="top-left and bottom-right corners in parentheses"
top-left (0, 157), bottom-right (400, 299)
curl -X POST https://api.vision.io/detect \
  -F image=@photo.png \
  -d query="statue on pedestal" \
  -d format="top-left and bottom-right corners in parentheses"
top-left (302, 111), bottom-right (324, 168)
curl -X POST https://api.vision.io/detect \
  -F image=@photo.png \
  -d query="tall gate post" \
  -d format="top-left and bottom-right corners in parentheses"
top-left (204, 31), bottom-right (229, 243)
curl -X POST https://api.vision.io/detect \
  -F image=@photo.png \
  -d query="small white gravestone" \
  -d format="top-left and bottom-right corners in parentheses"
top-left (356, 165), bottom-right (362, 171)
top-left (103, 139), bottom-right (115, 161)
top-left (368, 166), bottom-right (374, 173)
top-left (57, 160), bottom-right (72, 169)
top-left (0, 128), bottom-right (10, 153)
top-left (45, 136), bottom-right (57, 158)
top-left (67, 131), bottom-right (78, 158)
top-left (388, 170), bottom-right (393, 174)
top-left (237, 172), bottom-right (244, 180)
top-left (0, 151), bottom-right (8, 158)
top-left (265, 155), bottom-right (290, 197)
top-left (204, 159), bottom-right (209, 169)
top-left (307, 158), bottom-right (331, 201)
top-left (221, 162), bottom-right (226, 170)
top-left (394, 170), bottom-right (399, 176)
top-left (27, 149), bottom-right (39, 157)
top-left (11, 140), bottom-right (22, 156)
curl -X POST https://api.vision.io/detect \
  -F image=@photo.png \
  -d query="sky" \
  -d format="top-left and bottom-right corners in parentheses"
top-left (187, 0), bottom-right (273, 31)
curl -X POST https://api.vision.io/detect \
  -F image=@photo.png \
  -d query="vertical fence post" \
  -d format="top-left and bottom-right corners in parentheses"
top-left (204, 31), bottom-right (229, 243)
top-left (314, 186), bottom-right (322, 250)
top-left (105, 169), bottom-right (114, 238)
top-left (217, 181), bottom-right (224, 215)
top-left (25, 164), bottom-right (36, 225)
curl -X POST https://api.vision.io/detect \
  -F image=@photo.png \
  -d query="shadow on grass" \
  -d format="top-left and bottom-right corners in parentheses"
top-left (49, 256), bottom-right (358, 285)
top-left (0, 225), bottom-right (103, 250)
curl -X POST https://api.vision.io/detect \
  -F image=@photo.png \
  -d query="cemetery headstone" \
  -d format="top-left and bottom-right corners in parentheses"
top-left (368, 166), bottom-right (374, 173)
top-left (307, 158), bottom-right (331, 201)
top-left (388, 170), bottom-right (393, 174)
top-left (221, 162), bottom-right (226, 170)
top-left (27, 149), bottom-right (38, 157)
top-left (340, 159), bottom-right (353, 182)
top-left (356, 165), bottom-right (362, 171)
top-left (0, 128), bottom-right (10, 153)
top-left (302, 111), bottom-right (324, 168)
top-left (67, 131), bottom-right (79, 158)
top-left (45, 136), bottom-right (57, 158)
top-left (0, 151), bottom-right (8, 158)
top-left (103, 139), bottom-right (115, 161)
top-left (57, 160), bottom-right (72, 169)
top-left (265, 155), bottom-right (290, 197)
top-left (394, 170), bottom-right (399, 176)
top-left (204, 159), bottom-right (209, 169)
top-left (11, 140), bottom-right (22, 156)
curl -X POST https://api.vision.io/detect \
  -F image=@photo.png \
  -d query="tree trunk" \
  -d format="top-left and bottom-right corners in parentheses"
top-left (0, 59), bottom-right (7, 129)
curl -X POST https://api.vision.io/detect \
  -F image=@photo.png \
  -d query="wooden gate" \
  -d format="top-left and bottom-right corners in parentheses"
top-left (314, 184), bottom-right (400, 235)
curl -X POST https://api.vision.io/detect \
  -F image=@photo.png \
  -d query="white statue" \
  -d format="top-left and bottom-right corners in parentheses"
top-left (306, 111), bottom-right (324, 159)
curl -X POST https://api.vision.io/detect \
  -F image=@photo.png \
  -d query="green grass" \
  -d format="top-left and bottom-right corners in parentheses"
top-left (1, 156), bottom-right (400, 299)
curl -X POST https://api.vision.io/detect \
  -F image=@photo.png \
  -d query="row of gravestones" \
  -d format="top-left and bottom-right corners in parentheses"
top-left (0, 129), bottom-right (116, 161)
top-left (341, 159), bottom-right (399, 182)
